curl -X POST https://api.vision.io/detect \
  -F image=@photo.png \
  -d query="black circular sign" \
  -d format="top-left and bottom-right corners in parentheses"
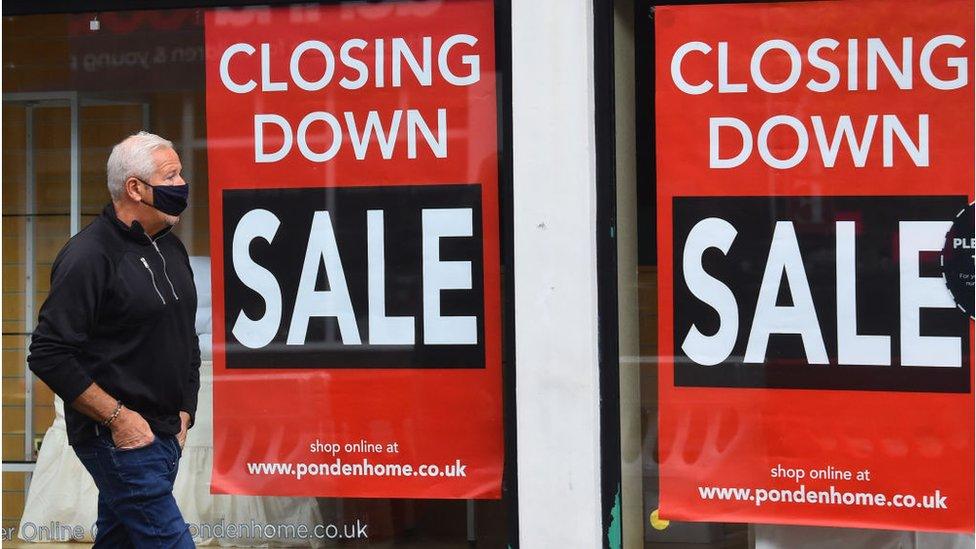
top-left (941, 203), bottom-right (975, 319)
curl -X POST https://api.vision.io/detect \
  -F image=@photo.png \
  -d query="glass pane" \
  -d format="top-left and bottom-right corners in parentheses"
top-left (2, 3), bottom-right (513, 546)
top-left (2, 101), bottom-right (72, 459)
top-left (621, 1), bottom-right (974, 547)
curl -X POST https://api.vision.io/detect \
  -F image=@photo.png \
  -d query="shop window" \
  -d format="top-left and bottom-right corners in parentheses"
top-left (2, 2), bottom-right (516, 546)
top-left (615, 0), bottom-right (974, 547)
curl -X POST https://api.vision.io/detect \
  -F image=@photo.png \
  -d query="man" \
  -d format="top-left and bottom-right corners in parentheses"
top-left (28, 131), bottom-right (199, 548)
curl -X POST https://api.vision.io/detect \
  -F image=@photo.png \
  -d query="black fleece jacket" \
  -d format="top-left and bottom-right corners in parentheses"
top-left (28, 203), bottom-right (200, 446)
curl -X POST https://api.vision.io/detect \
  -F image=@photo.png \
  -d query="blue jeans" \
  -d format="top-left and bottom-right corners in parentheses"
top-left (73, 428), bottom-right (194, 548)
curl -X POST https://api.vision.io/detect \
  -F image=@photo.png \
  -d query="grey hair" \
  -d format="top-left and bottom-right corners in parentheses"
top-left (106, 131), bottom-right (174, 200)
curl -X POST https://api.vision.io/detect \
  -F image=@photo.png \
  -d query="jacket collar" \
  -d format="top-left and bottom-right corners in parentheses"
top-left (101, 202), bottom-right (173, 244)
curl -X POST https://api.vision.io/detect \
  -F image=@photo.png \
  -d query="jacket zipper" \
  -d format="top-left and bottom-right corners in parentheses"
top-left (140, 257), bottom-right (167, 305)
top-left (150, 240), bottom-right (180, 301)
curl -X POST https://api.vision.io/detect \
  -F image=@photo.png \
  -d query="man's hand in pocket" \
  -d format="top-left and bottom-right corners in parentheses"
top-left (110, 407), bottom-right (155, 449)
top-left (177, 411), bottom-right (191, 450)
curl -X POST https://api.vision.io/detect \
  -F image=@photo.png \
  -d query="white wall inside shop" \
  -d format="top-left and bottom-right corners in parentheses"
top-left (512, 1), bottom-right (604, 547)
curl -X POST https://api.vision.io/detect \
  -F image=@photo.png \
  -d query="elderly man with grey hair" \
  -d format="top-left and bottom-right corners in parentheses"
top-left (28, 131), bottom-right (199, 547)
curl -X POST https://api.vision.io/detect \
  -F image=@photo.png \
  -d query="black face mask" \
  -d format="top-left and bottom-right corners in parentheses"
top-left (136, 178), bottom-right (189, 216)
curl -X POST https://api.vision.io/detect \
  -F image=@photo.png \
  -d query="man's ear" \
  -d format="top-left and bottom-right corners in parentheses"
top-left (124, 177), bottom-right (145, 203)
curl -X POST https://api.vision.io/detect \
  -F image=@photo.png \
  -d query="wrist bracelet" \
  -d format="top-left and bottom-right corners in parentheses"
top-left (102, 401), bottom-right (123, 427)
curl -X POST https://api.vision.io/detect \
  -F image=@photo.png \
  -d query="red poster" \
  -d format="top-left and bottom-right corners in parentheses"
top-left (656, 0), bottom-right (974, 532)
top-left (205, 0), bottom-right (502, 499)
